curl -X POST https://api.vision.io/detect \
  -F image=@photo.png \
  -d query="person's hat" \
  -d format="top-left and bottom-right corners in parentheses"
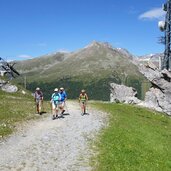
top-left (54, 88), bottom-right (58, 92)
top-left (81, 89), bottom-right (85, 93)
top-left (36, 87), bottom-right (40, 91)
top-left (60, 87), bottom-right (64, 90)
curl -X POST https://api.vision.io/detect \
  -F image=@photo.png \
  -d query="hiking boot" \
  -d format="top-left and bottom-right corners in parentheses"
top-left (61, 110), bottom-right (65, 114)
top-left (52, 115), bottom-right (55, 120)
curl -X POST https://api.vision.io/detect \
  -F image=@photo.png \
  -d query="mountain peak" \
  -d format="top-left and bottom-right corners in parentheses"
top-left (116, 48), bottom-right (134, 59)
top-left (84, 41), bottom-right (113, 49)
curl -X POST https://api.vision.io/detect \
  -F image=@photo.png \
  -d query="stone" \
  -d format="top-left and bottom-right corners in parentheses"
top-left (110, 83), bottom-right (141, 104)
top-left (138, 62), bottom-right (171, 115)
top-left (0, 79), bottom-right (18, 93)
top-left (22, 90), bottom-right (26, 95)
top-left (1, 84), bottom-right (18, 93)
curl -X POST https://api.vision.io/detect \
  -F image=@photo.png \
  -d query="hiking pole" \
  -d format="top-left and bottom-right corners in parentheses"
top-left (79, 101), bottom-right (82, 115)
top-left (34, 101), bottom-right (37, 114)
top-left (50, 101), bottom-right (52, 115)
top-left (64, 101), bottom-right (69, 113)
top-left (86, 101), bottom-right (89, 114)
top-left (50, 101), bottom-right (55, 119)
top-left (41, 100), bottom-right (44, 113)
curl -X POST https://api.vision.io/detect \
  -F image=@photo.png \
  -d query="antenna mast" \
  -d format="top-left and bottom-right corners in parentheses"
top-left (159, 0), bottom-right (171, 70)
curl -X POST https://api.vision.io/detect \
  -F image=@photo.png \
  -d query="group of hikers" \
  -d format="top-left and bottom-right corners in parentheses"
top-left (34, 87), bottom-right (89, 120)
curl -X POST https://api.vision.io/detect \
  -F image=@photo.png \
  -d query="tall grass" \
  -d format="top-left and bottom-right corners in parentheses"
top-left (92, 103), bottom-right (171, 171)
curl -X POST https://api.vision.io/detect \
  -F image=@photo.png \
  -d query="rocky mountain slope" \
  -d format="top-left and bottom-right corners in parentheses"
top-left (15, 41), bottom-right (147, 100)
top-left (137, 53), bottom-right (163, 69)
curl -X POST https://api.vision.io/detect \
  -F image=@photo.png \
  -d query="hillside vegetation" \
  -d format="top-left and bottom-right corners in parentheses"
top-left (92, 103), bottom-right (171, 171)
top-left (15, 41), bottom-right (148, 100)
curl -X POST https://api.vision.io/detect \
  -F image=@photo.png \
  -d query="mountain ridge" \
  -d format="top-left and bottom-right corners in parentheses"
top-left (15, 41), bottom-right (149, 100)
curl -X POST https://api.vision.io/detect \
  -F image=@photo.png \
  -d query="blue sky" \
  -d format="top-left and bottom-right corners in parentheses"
top-left (0, 0), bottom-right (166, 60)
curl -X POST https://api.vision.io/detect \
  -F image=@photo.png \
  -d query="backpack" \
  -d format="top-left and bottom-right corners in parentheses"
top-left (52, 93), bottom-right (60, 101)
top-left (35, 91), bottom-right (43, 100)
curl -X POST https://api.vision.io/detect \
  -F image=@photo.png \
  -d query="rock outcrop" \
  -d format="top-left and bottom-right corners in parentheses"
top-left (110, 83), bottom-right (141, 104)
top-left (138, 62), bottom-right (171, 115)
top-left (110, 61), bottom-right (171, 115)
top-left (0, 79), bottom-right (18, 93)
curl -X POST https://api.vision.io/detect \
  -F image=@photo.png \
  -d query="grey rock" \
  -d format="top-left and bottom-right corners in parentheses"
top-left (136, 53), bottom-right (163, 70)
top-left (139, 62), bottom-right (171, 115)
top-left (0, 79), bottom-right (18, 93)
top-left (1, 84), bottom-right (18, 93)
top-left (138, 88), bottom-right (163, 113)
top-left (110, 83), bottom-right (141, 104)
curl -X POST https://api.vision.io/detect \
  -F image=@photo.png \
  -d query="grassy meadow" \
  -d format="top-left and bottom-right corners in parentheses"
top-left (91, 103), bottom-right (171, 171)
top-left (0, 90), bottom-right (51, 137)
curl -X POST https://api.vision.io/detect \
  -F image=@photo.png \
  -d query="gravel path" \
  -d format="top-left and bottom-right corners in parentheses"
top-left (0, 101), bottom-right (107, 171)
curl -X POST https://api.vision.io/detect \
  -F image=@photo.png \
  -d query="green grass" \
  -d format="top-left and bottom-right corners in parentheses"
top-left (91, 103), bottom-right (171, 171)
top-left (0, 90), bottom-right (51, 138)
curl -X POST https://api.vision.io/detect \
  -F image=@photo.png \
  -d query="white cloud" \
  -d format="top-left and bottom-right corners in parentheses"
top-left (18, 54), bottom-right (33, 59)
top-left (139, 8), bottom-right (166, 20)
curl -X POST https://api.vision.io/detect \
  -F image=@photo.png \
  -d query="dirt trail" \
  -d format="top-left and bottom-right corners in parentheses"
top-left (0, 101), bottom-right (107, 171)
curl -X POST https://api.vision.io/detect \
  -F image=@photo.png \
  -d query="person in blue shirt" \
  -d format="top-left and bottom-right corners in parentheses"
top-left (50, 88), bottom-right (61, 120)
top-left (59, 87), bottom-right (67, 115)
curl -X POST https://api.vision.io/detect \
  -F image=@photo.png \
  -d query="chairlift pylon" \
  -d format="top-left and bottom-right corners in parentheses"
top-left (0, 57), bottom-right (20, 80)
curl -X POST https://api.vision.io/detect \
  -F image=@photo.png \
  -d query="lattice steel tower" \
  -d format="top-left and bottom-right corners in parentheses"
top-left (159, 0), bottom-right (171, 70)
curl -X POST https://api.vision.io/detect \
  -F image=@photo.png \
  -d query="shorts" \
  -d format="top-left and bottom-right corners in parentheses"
top-left (80, 101), bottom-right (86, 105)
top-left (60, 101), bottom-right (65, 107)
top-left (52, 101), bottom-right (61, 110)
top-left (36, 99), bottom-right (42, 106)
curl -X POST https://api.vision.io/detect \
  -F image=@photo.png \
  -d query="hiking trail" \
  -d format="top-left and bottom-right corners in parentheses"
top-left (0, 101), bottom-right (107, 171)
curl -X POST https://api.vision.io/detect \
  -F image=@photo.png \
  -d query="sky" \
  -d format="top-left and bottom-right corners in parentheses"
top-left (0, 0), bottom-right (167, 61)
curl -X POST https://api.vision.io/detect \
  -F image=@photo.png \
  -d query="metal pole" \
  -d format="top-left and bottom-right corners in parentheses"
top-left (168, 0), bottom-right (171, 70)
top-left (163, 0), bottom-right (171, 70)
top-left (24, 76), bottom-right (27, 89)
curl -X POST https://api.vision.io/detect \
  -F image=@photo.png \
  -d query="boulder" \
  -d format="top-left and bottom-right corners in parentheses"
top-left (1, 84), bottom-right (18, 93)
top-left (0, 79), bottom-right (18, 93)
top-left (110, 83), bottom-right (141, 104)
top-left (138, 62), bottom-right (171, 115)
